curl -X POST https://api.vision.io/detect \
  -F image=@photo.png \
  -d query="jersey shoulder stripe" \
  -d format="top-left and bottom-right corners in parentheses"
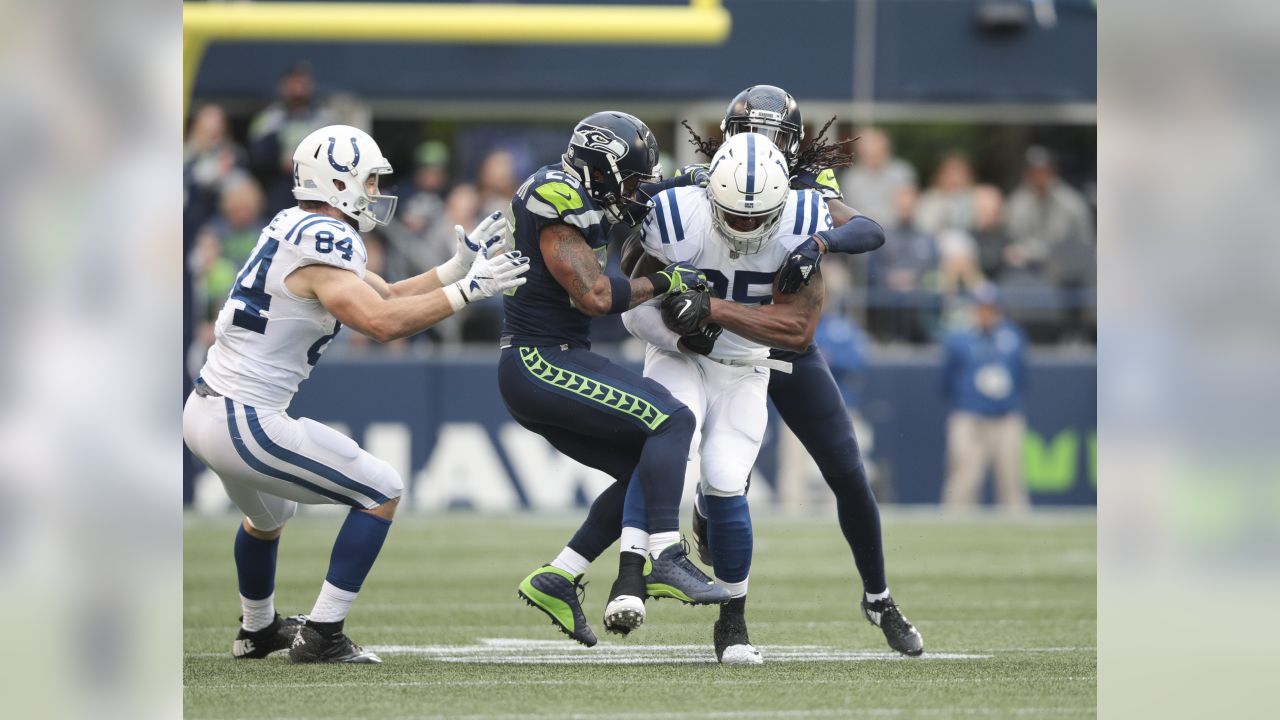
top-left (519, 167), bottom-right (604, 230)
top-left (282, 213), bottom-right (344, 243)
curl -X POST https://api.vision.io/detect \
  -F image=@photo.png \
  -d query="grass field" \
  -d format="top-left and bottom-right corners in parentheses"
top-left (184, 510), bottom-right (1096, 719)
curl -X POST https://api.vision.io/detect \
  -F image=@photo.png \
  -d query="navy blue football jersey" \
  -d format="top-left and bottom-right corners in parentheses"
top-left (502, 164), bottom-right (614, 348)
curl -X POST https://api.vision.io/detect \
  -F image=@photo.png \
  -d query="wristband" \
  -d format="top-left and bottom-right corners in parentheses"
top-left (607, 275), bottom-right (633, 315)
top-left (442, 283), bottom-right (468, 312)
top-left (643, 270), bottom-right (672, 296)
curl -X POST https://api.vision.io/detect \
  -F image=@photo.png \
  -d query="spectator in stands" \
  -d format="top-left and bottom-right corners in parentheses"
top-left (841, 127), bottom-right (917, 227)
top-left (1004, 146), bottom-right (1094, 287)
top-left (940, 284), bottom-right (1029, 511)
top-left (397, 140), bottom-right (451, 237)
top-left (476, 148), bottom-right (518, 220)
top-left (186, 177), bottom-right (266, 372)
top-left (866, 185), bottom-right (937, 343)
top-left (383, 140), bottom-right (453, 280)
top-left (194, 177), bottom-right (266, 269)
top-left (424, 183), bottom-right (483, 271)
top-left (935, 229), bottom-right (991, 337)
top-left (247, 62), bottom-right (337, 211)
top-left (184, 104), bottom-right (248, 236)
top-left (915, 150), bottom-right (977, 235)
top-left (970, 184), bottom-right (1013, 281)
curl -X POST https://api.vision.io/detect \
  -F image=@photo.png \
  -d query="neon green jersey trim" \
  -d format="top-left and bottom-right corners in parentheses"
top-left (518, 347), bottom-right (670, 431)
top-left (534, 182), bottom-right (585, 214)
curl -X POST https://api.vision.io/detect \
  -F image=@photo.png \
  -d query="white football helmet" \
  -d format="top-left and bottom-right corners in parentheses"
top-left (292, 125), bottom-right (397, 233)
top-left (705, 132), bottom-right (790, 255)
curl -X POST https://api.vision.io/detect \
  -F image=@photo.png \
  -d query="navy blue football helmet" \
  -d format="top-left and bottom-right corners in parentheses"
top-left (721, 85), bottom-right (804, 167)
top-left (562, 111), bottom-right (661, 226)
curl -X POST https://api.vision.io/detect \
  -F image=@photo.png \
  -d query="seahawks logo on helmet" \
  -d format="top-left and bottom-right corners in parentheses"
top-left (572, 125), bottom-right (629, 159)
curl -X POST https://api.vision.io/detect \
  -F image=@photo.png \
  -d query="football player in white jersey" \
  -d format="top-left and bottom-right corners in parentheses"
top-left (615, 132), bottom-right (829, 663)
top-left (183, 125), bottom-right (528, 663)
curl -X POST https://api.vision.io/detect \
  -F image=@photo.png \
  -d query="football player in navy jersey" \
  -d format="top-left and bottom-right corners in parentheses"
top-left (503, 111), bottom-right (730, 647)
top-left (562, 88), bottom-right (925, 657)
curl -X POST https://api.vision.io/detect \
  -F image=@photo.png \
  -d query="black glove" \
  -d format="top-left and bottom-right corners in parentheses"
top-left (660, 287), bottom-right (712, 336)
top-left (680, 323), bottom-right (722, 356)
top-left (777, 237), bottom-right (824, 294)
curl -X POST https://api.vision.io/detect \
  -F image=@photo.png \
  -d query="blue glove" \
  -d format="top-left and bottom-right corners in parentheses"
top-left (777, 237), bottom-right (823, 294)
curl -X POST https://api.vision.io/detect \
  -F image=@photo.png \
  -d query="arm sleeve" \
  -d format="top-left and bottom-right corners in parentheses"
top-left (815, 215), bottom-right (886, 255)
top-left (641, 173), bottom-right (698, 196)
top-left (622, 299), bottom-right (681, 353)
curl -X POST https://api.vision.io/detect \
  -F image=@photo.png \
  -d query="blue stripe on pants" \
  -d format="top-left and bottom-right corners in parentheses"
top-left (242, 404), bottom-right (391, 505)
top-left (224, 398), bottom-right (360, 507)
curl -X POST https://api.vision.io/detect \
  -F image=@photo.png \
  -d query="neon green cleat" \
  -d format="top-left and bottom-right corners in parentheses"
top-left (517, 565), bottom-right (597, 647)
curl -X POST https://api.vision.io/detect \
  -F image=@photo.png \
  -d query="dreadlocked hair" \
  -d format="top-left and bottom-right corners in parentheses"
top-left (683, 117), bottom-right (855, 176)
top-left (793, 116), bottom-right (855, 175)
top-left (681, 120), bottom-right (723, 160)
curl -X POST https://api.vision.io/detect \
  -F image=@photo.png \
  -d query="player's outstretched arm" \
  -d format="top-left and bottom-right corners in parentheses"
top-left (540, 224), bottom-right (699, 317)
top-left (288, 251), bottom-right (528, 342)
top-left (366, 211), bottom-right (513, 299)
top-left (707, 270), bottom-right (825, 352)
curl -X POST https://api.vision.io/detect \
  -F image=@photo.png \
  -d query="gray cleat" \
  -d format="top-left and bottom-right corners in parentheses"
top-left (645, 539), bottom-right (731, 605)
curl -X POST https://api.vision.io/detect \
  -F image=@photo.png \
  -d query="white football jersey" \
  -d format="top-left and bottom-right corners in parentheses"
top-left (199, 207), bottom-right (367, 410)
top-left (641, 186), bottom-right (832, 361)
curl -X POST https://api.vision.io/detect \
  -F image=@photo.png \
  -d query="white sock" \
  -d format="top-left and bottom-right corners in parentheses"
top-left (620, 526), bottom-right (650, 556)
top-left (240, 593), bottom-right (276, 632)
top-left (309, 581), bottom-right (359, 623)
top-left (648, 531), bottom-right (681, 559)
top-left (717, 576), bottom-right (749, 599)
top-left (551, 547), bottom-right (590, 577)
top-left (865, 587), bottom-right (891, 603)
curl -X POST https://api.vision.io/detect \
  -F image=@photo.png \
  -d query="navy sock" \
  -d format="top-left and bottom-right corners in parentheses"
top-left (325, 510), bottom-right (392, 593)
top-left (567, 480), bottom-right (628, 561)
top-left (621, 469), bottom-right (649, 533)
top-left (705, 494), bottom-right (752, 584)
top-left (234, 524), bottom-right (279, 600)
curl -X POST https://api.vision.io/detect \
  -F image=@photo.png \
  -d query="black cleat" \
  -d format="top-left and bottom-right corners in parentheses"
top-left (603, 570), bottom-right (647, 635)
top-left (288, 620), bottom-right (381, 664)
top-left (232, 613), bottom-right (306, 659)
top-left (646, 540), bottom-right (730, 605)
top-left (713, 610), bottom-right (762, 665)
top-left (691, 503), bottom-right (712, 567)
top-left (517, 565), bottom-right (597, 647)
top-left (861, 595), bottom-right (924, 657)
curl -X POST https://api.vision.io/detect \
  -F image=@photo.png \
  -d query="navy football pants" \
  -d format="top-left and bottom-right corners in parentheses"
top-left (498, 345), bottom-right (694, 537)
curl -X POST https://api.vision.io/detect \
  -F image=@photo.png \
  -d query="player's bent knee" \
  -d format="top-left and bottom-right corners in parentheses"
top-left (700, 471), bottom-right (749, 498)
top-left (243, 516), bottom-right (285, 539)
top-left (365, 496), bottom-right (400, 520)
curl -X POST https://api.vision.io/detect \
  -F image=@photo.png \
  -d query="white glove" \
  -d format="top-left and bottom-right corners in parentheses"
top-left (442, 250), bottom-right (530, 310)
top-left (436, 211), bottom-right (513, 284)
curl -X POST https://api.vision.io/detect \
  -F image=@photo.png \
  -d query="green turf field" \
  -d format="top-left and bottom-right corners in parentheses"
top-left (184, 511), bottom-right (1096, 719)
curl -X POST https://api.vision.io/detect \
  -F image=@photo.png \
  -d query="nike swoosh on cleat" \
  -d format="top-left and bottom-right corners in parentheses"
top-left (678, 299), bottom-right (692, 316)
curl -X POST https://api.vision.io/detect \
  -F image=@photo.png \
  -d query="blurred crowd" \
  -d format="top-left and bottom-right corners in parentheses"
top-left (837, 129), bottom-right (1095, 345)
top-left (184, 64), bottom-right (1096, 372)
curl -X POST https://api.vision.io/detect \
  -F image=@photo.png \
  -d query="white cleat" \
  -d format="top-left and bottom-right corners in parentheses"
top-left (719, 643), bottom-right (764, 665)
top-left (603, 594), bottom-right (646, 635)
